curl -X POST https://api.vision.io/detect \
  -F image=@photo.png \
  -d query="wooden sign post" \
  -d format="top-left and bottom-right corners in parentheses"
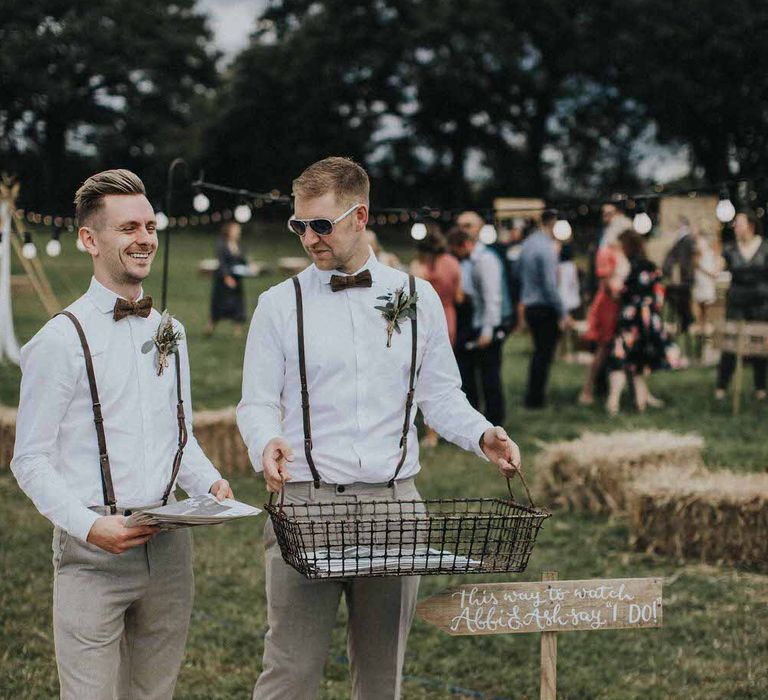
top-left (417, 572), bottom-right (663, 700)
top-left (713, 320), bottom-right (768, 414)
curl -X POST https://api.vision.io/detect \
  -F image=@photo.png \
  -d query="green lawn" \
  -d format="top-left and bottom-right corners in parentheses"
top-left (1, 226), bottom-right (767, 699)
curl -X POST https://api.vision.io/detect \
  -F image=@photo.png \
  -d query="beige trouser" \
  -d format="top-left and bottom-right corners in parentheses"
top-left (52, 523), bottom-right (194, 700)
top-left (253, 479), bottom-right (422, 700)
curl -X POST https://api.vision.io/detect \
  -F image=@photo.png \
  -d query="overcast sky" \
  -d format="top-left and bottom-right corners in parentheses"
top-left (197, 0), bottom-right (266, 59)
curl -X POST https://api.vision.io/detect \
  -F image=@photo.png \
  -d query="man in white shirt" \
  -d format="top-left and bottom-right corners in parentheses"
top-left (237, 157), bottom-right (521, 700)
top-left (11, 169), bottom-right (233, 700)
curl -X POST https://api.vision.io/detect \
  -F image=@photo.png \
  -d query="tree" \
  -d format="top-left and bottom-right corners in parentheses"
top-left (0, 0), bottom-right (218, 208)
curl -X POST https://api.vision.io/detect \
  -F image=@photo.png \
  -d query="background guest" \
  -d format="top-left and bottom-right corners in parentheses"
top-left (558, 242), bottom-right (582, 317)
top-left (578, 220), bottom-right (630, 405)
top-left (715, 210), bottom-right (768, 400)
top-left (410, 225), bottom-right (463, 447)
top-left (663, 215), bottom-right (697, 334)
top-left (605, 230), bottom-right (680, 415)
top-left (206, 221), bottom-right (247, 337)
top-left (453, 211), bottom-right (507, 424)
top-left (692, 225), bottom-right (719, 326)
top-left (519, 209), bottom-right (569, 409)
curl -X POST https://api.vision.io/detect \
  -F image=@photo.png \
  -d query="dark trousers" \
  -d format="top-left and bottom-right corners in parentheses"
top-left (455, 337), bottom-right (505, 426)
top-left (716, 351), bottom-right (767, 392)
top-left (524, 305), bottom-right (561, 408)
top-left (666, 285), bottom-right (693, 334)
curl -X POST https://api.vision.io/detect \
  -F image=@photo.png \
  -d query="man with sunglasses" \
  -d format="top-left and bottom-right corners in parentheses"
top-left (237, 156), bottom-right (522, 700)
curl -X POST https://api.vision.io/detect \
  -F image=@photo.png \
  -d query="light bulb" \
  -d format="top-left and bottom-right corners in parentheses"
top-left (234, 204), bottom-right (252, 223)
top-left (193, 192), bottom-right (210, 213)
top-left (553, 219), bottom-right (572, 241)
top-left (22, 242), bottom-right (37, 259)
top-left (479, 223), bottom-right (497, 244)
top-left (76, 236), bottom-right (87, 252)
top-left (156, 211), bottom-right (169, 231)
top-left (410, 222), bottom-right (427, 240)
top-left (633, 212), bottom-right (653, 235)
top-left (46, 238), bottom-right (62, 257)
top-left (716, 198), bottom-right (736, 223)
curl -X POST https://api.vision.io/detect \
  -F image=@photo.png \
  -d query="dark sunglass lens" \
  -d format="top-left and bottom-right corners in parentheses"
top-left (289, 220), bottom-right (307, 236)
top-left (310, 219), bottom-right (333, 235)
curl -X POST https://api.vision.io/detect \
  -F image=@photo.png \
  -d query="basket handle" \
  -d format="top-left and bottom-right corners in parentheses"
top-left (267, 485), bottom-right (286, 513)
top-left (506, 467), bottom-right (536, 509)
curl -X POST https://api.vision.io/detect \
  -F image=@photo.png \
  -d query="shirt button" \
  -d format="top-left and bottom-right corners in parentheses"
top-left (336, 485), bottom-right (346, 494)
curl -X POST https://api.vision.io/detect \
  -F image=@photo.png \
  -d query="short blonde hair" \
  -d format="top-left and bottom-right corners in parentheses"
top-left (292, 156), bottom-right (369, 205)
top-left (75, 169), bottom-right (146, 227)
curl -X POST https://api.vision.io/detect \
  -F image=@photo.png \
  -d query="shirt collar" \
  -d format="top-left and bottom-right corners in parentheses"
top-left (86, 276), bottom-right (146, 314)
top-left (471, 241), bottom-right (487, 260)
top-left (314, 248), bottom-right (380, 286)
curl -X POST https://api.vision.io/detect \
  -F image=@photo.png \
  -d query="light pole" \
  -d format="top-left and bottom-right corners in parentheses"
top-left (160, 158), bottom-right (189, 311)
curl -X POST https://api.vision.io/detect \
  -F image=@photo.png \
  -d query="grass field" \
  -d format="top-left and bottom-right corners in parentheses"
top-left (1, 225), bottom-right (767, 699)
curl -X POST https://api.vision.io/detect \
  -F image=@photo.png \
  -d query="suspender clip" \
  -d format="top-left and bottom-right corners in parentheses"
top-left (304, 437), bottom-right (313, 451)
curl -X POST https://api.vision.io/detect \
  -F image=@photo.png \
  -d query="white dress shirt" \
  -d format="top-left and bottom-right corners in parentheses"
top-left (470, 242), bottom-right (503, 338)
top-left (237, 251), bottom-right (492, 485)
top-left (11, 277), bottom-right (221, 541)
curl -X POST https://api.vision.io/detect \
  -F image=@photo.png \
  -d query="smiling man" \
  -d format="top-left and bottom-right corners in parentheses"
top-left (11, 169), bottom-right (232, 699)
top-left (237, 157), bottom-right (522, 699)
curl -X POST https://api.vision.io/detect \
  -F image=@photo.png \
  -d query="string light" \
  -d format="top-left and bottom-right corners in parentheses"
top-left (155, 211), bottom-right (169, 231)
top-left (234, 203), bottom-right (252, 223)
top-left (193, 192), bottom-right (210, 213)
top-left (22, 232), bottom-right (37, 259)
top-left (715, 187), bottom-right (736, 223)
top-left (410, 222), bottom-right (427, 240)
top-left (553, 219), bottom-right (573, 241)
top-left (479, 221), bottom-right (497, 245)
top-left (46, 229), bottom-right (62, 257)
top-left (76, 234), bottom-right (87, 252)
top-left (633, 204), bottom-right (653, 234)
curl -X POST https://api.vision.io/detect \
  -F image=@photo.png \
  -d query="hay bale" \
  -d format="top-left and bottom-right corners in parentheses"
top-left (629, 466), bottom-right (768, 569)
top-left (0, 406), bottom-right (253, 476)
top-left (0, 407), bottom-right (17, 471)
top-left (535, 430), bottom-right (704, 514)
top-left (192, 407), bottom-right (252, 475)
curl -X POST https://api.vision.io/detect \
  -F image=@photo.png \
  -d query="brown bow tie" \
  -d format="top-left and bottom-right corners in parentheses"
top-left (113, 296), bottom-right (153, 321)
top-left (330, 269), bottom-right (373, 292)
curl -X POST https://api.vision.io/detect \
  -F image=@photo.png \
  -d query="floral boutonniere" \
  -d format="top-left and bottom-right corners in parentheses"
top-left (141, 310), bottom-right (183, 376)
top-left (375, 286), bottom-right (418, 348)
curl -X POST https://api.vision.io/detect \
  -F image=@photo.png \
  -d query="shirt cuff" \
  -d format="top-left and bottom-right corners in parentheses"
top-left (69, 506), bottom-right (102, 543)
top-left (473, 422), bottom-right (494, 461)
top-left (480, 324), bottom-right (494, 339)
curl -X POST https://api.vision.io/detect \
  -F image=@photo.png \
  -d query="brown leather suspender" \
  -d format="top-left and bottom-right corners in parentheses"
top-left (292, 277), bottom-right (322, 488)
top-left (389, 273), bottom-right (418, 487)
top-left (291, 274), bottom-right (418, 488)
top-left (56, 311), bottom-right (187, 511)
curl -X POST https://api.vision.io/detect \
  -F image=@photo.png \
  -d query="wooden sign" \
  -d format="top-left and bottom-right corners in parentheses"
top-left (418, 573), bottom-right (663, 700)
top-left (418, 576), bottom-right (662, 636)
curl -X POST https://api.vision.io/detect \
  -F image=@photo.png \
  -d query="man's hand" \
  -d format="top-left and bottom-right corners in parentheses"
top-left (86, 516), bottom-right (157, 554)
top-left (480, 426), bottom-right (522, 480)
top-left (262, 437), bottom-right (295, 493)
top-left (476, 333), bottom-right (493, 349)
top-left (224, 275), bottom-right (237, 289)
top-left (209, 479), bottom-right (234, 501)
top-left (559, 314), bottom-right (573, 332)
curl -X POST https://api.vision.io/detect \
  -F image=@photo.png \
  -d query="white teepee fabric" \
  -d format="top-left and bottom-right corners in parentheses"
top-left (0, 201), bottom-right (21, 365)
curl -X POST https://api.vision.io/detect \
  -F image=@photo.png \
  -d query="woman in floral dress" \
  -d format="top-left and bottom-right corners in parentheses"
top-left (606, 229), bottom-right (682, 414)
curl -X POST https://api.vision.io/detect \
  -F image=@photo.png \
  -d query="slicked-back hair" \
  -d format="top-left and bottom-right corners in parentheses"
top-left (74, 169), bottom-right (146, 227)
top-left (292, 157), bottom-right (370, 206)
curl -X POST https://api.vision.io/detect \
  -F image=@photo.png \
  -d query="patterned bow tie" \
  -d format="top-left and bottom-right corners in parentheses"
top-left (113, 296), bottom-right (153, 321)
top-left (330, 269), bottom-right (373, 292)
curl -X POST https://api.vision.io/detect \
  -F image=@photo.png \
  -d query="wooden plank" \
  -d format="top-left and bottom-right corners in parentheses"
top-left (539, 571), bottom-right (558, 700)
top-left (417, 577), bottom-right (663, 636)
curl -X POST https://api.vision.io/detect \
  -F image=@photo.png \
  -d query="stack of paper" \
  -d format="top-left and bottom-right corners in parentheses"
top-left (124, 494), bottom-right (261, 530)
top-left (307, 545), bottom-right (481, 575)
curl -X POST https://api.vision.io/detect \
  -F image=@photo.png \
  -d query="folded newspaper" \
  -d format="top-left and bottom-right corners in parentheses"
top-left (124, 494), bottom-right (261, 530)
top-left (307, 545), bottom-right (481, 575)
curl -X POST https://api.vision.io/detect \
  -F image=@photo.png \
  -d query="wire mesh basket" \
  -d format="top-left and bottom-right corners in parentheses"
top-left (265, 478), bottom-right (550, 579)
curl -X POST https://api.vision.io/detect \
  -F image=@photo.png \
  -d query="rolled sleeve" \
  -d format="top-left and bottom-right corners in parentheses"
top-left (11, 322), bottom-right (101, 541)
top-left (236, 289), bottom-right (286, 473)
top-left (414, 284), bottom-right (493, 457)
top-left (175, 328), bottom-right (222, 496)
